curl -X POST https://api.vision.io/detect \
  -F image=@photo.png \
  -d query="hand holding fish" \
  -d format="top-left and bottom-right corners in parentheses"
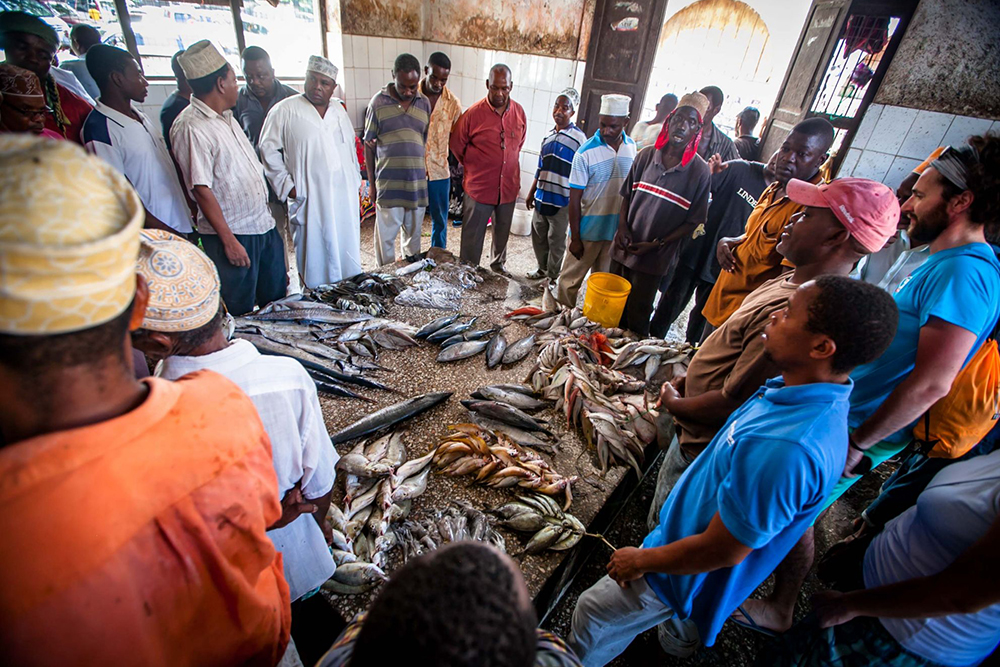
top-left (657, 381), bottom-right (681, 411)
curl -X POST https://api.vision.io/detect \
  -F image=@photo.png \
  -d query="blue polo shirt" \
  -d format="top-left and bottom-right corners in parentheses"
top-left (568, 132), bottom-right (637, 241)
top-left (848, 243), bottom-right (1000, 443)
top-left (643, 377), bottom-right (852, 646)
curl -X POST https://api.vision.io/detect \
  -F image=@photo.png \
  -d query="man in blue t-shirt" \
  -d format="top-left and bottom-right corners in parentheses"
top-left (740, 135), bottom-right (1000, 635)
top-left (568, 276), bottom-right (899, 666)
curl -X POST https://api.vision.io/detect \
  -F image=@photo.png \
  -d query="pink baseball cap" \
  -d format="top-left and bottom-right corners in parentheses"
top-left (786, 177), bottom-right (900, 253)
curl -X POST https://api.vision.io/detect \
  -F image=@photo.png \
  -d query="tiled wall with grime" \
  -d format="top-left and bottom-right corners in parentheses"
top-left (838, 103), bottom-right (1000, 189)
top-left (340, 34), bottom-right (588, 201)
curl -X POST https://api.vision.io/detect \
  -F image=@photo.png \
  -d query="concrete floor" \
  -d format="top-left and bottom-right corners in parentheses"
top-left (335, 213), bottom-right (894, 664)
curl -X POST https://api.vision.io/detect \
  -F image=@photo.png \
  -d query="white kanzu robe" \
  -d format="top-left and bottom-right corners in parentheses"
top-left (260, 95), bottom-right (363, 287)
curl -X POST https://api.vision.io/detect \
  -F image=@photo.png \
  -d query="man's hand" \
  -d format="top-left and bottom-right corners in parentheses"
top-left (813, 590), bottom-right (858, 628)
top-left (526, 188), bottom-right (536, 211)
top-left (288, 187), bottom-right (297, 200)
top-left (671, 374), bottom-right (686, 395)
top-left (627, 240), bottom-right (660, 256)
top-left (716, 236), bottom-right (740, 273)
top-left (607, 547), bottom-right (646, 587)
top-left (269, 483), bottom-right (318, 530)
top-left (657, 381), bottom-right (681, 410)
top-left (843, 442), bottom-right (868, 478)
top-left (569, 236), bottom-right (584, 260)
top-left (708, 153), bottom-right (728, 175)
top-left (223, 237), bottom-right (251, 268)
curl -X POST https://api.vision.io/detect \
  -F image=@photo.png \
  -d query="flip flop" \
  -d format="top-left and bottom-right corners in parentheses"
top-left (730, 605), bottom-right (778, 637)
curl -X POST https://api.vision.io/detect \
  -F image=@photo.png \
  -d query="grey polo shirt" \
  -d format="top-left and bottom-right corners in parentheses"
top-left (611, 146), bottom-right (711, 275)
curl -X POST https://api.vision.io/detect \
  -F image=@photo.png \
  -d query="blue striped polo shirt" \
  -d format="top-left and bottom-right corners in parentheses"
top-left (534, 123), bottom-right (586, 216)
top-left (568, 132), bottom-right (637, 241)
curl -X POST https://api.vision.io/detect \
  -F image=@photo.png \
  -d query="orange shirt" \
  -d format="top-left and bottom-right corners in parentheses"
top-left (701, 172), bottom-right (822, 327)
top-left (0, 372), bottom-right (290, 666)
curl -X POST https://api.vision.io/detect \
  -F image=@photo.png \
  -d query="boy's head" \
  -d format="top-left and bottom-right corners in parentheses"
top-left (763, 275), bottom-right (898, 377)
top-left (350, 542), bottom-right (537, 667)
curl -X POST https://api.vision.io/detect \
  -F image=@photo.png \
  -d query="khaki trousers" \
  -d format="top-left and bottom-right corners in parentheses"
top-left (555, 240), bottom-right (612, 308)
top-left (375, 205), bottom-right (424, 266)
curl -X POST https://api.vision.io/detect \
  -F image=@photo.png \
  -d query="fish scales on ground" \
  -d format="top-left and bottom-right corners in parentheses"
top-left (329, 392), bottom-right (453, 444)
top-left (431, 423), bottom-right (576, 510)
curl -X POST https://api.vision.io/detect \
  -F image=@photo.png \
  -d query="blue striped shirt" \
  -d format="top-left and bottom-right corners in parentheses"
top-left (534, 123), bottom-right (586, 216)
top-left (568, 132), bottom-right (637, 241)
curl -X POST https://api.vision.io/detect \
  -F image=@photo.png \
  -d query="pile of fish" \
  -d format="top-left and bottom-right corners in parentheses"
top-left (504, 306), bottom-right (601, 346)
top-left (415, 314), bottom-right (536, 367)
top-left (323, 432), bottom-right (436, 594)
top-left (492, 493), bottom-right (587, 555)
top-left (432, 424), bottom-right (576, 510)
top-left (392, 501), bottom-right (506, 562)
top-left (308, 272), bottom-right (404, 316)
top-left (525, 332), bottom-right (690, 476)
top-left (395, 275), bottom-right (464, 310)
top-left (329, 392), bottom-right (453, 445)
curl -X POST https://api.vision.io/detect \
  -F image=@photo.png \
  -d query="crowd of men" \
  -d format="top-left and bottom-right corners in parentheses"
top-left (2, 8), bottom-right (1000, 667)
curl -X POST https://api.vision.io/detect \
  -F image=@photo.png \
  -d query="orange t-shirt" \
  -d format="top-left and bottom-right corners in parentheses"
top-left (701, 173), bottom-right (822, 327)
top-left (0, 372), bottom-right (290, 666)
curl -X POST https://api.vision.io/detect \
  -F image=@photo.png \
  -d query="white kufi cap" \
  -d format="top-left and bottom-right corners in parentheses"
top-left (306, 55), bottom-right (338, 82)
top-left (600, 94), bottom-right (631, 117)
top-left (178, 40), bottom-right (228, 80)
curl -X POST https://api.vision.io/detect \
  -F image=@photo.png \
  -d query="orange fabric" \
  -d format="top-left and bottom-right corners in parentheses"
top-left (0, 372), bottom-right (290, 666)
top-left (915, 338), bottom-right (1000, 459)
top-left (914, 146), bottom-right (946, 175)
top-left (701, 172), bottom-right (822, 327)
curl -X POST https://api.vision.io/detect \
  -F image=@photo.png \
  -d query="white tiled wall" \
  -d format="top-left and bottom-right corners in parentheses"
top-left (340, 34), bottom-right (586, 200)
top-left (839, 103), bottom-right (1000, 187)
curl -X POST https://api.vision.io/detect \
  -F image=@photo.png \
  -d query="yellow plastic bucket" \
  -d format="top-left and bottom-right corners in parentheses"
top-left (583, 272), bottom-right (631, 328)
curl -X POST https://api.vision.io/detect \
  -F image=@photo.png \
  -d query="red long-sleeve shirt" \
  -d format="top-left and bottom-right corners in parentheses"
top-left (450, 97), bottom-right (526, 205)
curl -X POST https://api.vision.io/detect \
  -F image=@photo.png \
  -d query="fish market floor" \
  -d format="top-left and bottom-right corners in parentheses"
top-left (310, 215), bottom-right (891, 664)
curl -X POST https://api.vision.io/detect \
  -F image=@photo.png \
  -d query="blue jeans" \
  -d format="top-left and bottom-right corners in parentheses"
top-left (428, 178), bottom-right (450, 249)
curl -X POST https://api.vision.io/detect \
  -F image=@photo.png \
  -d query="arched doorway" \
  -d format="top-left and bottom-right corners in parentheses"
top-left (639, 0), bottom-right (781, 137)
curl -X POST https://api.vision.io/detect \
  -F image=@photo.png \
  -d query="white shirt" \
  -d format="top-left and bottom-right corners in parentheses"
top-left (158, 339), bottom-right (337, 600)
top-left (170, 95), bottom-right (274, 236)
top-left (83, 101), bottom-right (193, 234)
top-left (864, 449), bottom-right (1000, 666)
top-left (59, 58), bottom-right (99, 100)
top-left (49, 65), bottom-right (95, 104)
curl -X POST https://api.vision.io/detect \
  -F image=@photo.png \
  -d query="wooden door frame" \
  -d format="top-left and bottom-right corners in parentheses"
top-left (578, 0), bottom-right (670, 133)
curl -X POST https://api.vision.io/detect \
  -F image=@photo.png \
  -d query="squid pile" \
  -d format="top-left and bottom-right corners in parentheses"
top-left (432, 424), bottom-right (576, 510)
top-left (392, 501), bottom-right (507, 562)
top-left (492, 493), bottom-right (587, 555)
top-left (525, 332), bottom-right (691, 476)
top-left (323, 432), bottom-right (435, 594)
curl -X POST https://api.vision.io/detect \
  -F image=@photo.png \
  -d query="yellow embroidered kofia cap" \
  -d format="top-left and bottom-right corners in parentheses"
top-left (136, 229), bottom-right (220, 332)
top-left (0, 135), bottom-right (143, 335)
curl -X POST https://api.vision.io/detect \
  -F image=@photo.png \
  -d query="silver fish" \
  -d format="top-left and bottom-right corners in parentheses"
top-left (331, 561), bottom-right (388, 586)
top-left (473, 386), bottom-right (548, 411)
top-left (437, 340), bottom-right (489, 362)
top-left (415, 314), bottom-right (459, 338)
top-left (502, 334), bottom-right (536, 365)
top-left (391, 466), bottom-right (431, 502)
top-left (460, 399), bottom-right (552, 435)
top-left (486, 332), bottom-right (507, 368)
top-left (252, 307), bottom-right (371, 325)
top-left (329, 392), bottom-right (453, 444)
top-left (427, 317), bottom-right (477, 343)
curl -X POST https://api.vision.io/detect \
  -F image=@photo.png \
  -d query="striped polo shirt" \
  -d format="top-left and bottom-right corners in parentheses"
top-left (611, 145), bottom-right (711, 275)
top-left (569, 132), bottom-right (637, 241)
top-left (364, 86), bottom-right (431, 209)
top-left (535, 123), bottom-right (586, 216)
